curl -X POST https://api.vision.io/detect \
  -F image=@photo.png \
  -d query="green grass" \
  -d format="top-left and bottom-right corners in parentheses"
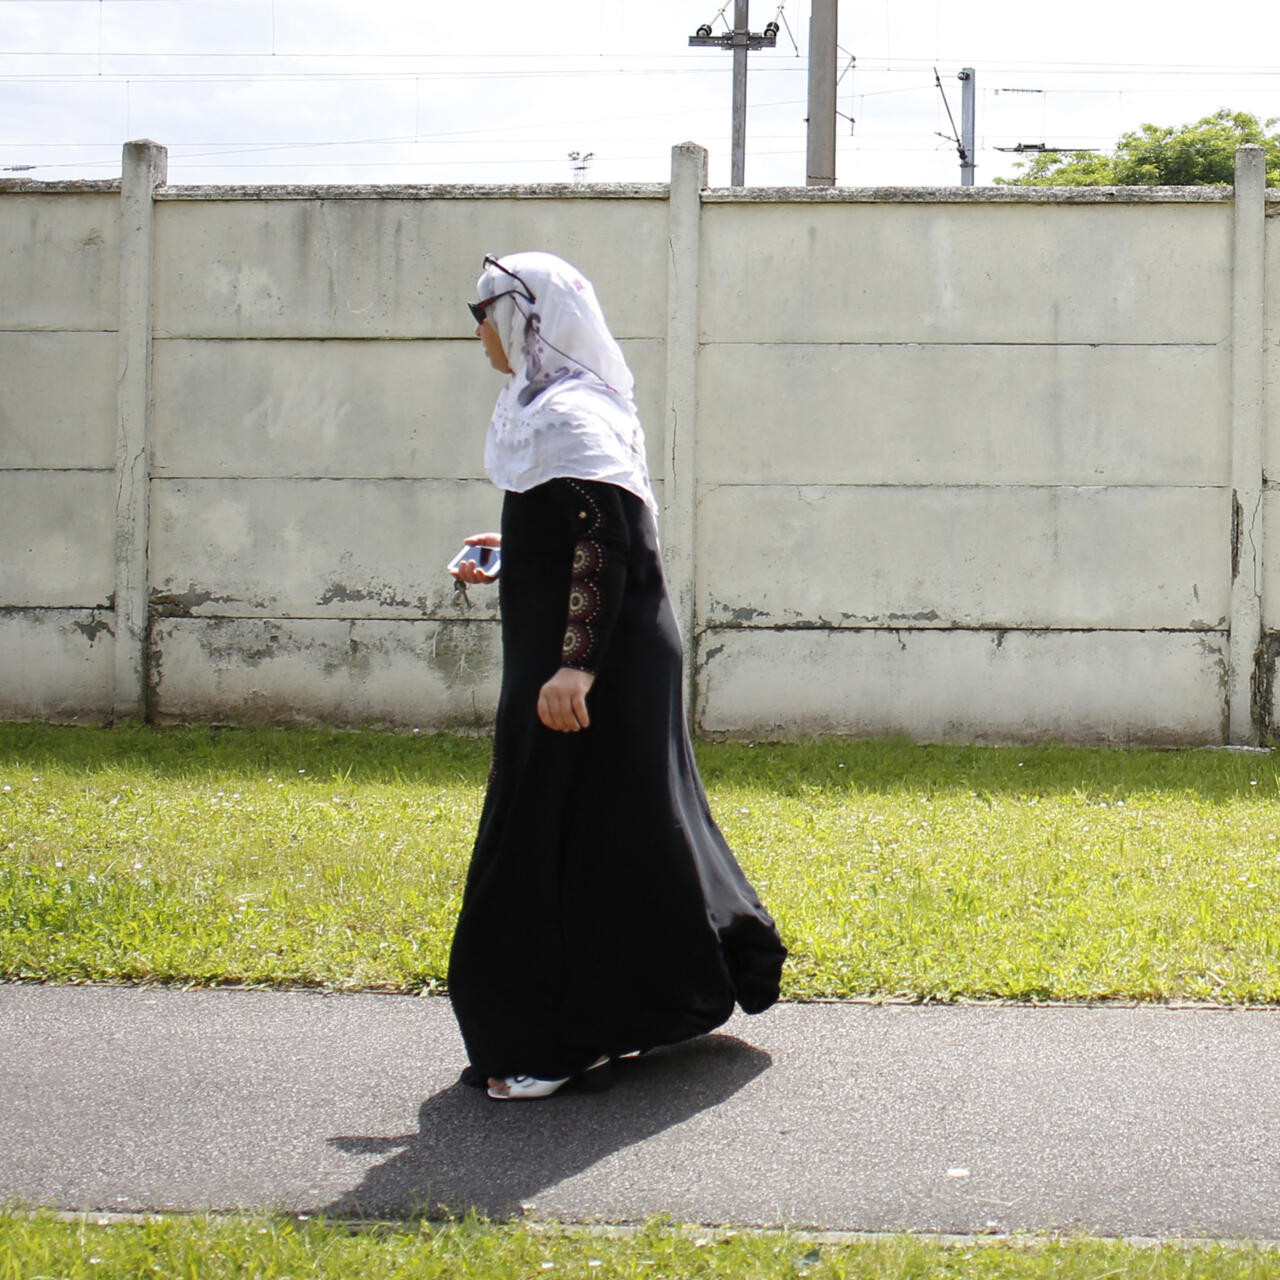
top-left (4, 1212), bottom-right (1280, 1280)
top-left (4, 722), bottom-right (1280, 1002)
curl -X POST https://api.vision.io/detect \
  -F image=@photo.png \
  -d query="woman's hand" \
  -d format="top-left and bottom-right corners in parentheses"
top-left (538, 667), bottom-right (596, 732)
top-left (452, 532), bottom-right (502, 584)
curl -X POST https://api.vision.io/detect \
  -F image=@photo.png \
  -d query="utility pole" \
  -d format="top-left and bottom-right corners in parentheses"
top-left (806, 0), bottom-right (837, 186)
top-left (959, 67), bottom-right (976, 186)
top-left (689, 2), bottom-right (778, 186)
top-left (730, 0), bottom-right (749, 185)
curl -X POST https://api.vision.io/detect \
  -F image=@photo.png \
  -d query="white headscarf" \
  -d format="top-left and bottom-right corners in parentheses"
top-left (477, 252), bottom-right (658, 518)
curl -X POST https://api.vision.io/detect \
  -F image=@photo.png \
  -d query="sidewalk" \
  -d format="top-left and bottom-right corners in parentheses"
top-left (3, 984), bottom-right (1279, 1237)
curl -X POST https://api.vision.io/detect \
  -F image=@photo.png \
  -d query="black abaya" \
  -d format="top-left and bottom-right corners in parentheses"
top-left (448, 478), bottom-right (785, 1083)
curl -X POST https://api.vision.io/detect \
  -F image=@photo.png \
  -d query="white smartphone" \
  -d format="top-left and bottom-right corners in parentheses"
top-left (448, 544), bottom-right (501, 578)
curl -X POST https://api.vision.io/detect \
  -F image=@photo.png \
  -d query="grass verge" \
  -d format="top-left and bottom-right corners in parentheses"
top-left (4, 1212), bottom-right (1280, 1280)
top-left (4, 723), bottom-right (1280, 1002)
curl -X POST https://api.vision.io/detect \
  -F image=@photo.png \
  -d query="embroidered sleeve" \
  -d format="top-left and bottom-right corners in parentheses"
top-left (554, 479), bottom-right (629, 674)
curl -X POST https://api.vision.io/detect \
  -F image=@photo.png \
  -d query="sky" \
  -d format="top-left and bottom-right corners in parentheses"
top-left (2, 0), bottom-right (1280, 189)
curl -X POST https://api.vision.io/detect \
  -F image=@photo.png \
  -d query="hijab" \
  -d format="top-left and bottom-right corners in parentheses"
top-left (477, 252), bottom-right (658, 518)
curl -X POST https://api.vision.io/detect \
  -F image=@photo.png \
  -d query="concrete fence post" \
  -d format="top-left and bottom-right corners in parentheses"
top-left (112, 139), bottom-right (167, 720)
top-left (663, 142), bottom-right (707, 723)
top-left (1228, 144), bottom-right (1266, 744)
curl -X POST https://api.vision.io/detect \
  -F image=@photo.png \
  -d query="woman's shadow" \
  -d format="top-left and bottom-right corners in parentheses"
top-left (322, 1034), bottom-right (770, 1220)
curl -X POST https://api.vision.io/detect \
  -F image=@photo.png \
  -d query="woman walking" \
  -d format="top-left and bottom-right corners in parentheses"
top-left (448, 252), bottom-right (785, 1100)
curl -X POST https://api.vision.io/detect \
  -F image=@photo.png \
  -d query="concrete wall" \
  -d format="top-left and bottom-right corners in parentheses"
top-left (2, 142), bottom-right (1276, 744)
top-left (693, 190), bottom-right (1241, 743)
top-left (0, 186), bottom-right (121, 720)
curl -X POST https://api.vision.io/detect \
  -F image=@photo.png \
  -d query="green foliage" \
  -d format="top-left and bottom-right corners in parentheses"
top-left (4, 1213), bottom-right (1280, 1280)
top-left (997, 108), bottom-right (1280, 186)
top-left (997, 149), bottom-right (1117, 187)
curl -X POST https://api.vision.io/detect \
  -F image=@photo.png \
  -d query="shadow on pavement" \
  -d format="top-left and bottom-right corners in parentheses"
top-left (322, 1033), bottom-right (770, 1219)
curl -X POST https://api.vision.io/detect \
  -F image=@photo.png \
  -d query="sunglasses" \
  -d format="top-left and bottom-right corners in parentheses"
top-left (468, 255), bottom-right (536, 326)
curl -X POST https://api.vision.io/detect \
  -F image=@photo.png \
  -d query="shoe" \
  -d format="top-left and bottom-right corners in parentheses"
top-left (486, 1073), bottom-right (570, 1100)
top-left (487, 1055), bottom-right (608, 1101)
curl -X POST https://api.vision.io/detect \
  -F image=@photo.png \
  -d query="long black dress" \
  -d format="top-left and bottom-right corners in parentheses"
top-left (448, 476), bottom-right (786, 1083)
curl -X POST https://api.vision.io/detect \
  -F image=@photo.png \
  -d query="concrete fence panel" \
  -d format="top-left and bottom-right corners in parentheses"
top-left (697, 199), bottom-right (1232, 345)
top-left (0, 472), bottom-right (116, 609)
top-left (150, 616), bottom-right (501, 727)
top-left (150, 477), bottom-right (500, 620)
top-left (0, 332), bottom-right (118, 470)
top-left (698, 485), bottom-right (1229, 631)
top-left (133, 185), bottom-right (672, 726)
top-left (698, 629), bottom-right (1228, 744)
top-left (0, 188), bottom-right (122, 718)
top-left (697, 343), bottom-right (1230, 488)
top-left (152, 194), bottom-right (670, 340)
top-left (149, 336), bottom-right (667, 482)
top-left (0, 191), bottom-right (120, 331)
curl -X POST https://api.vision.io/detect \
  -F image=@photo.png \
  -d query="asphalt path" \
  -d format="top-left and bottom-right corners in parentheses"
top-left (2, 984), bottom-right (1279, 1236)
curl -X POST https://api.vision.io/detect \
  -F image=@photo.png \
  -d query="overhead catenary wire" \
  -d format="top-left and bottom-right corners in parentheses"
top-left (0, 82), bottom-right (942, 158)
top-left (6, 42), bottom-right (1280, 75)
top-left (4, 0), bottom-right (1280, 79)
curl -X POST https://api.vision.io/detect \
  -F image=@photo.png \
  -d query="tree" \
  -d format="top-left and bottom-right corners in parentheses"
top-left (996, 109), bottom-right (1280, 187)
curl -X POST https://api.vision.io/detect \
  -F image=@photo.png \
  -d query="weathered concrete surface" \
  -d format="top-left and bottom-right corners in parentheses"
top-left (700, 485), bottom-right (1229, 632)
top-left (0, 332), bottom-right (117, 470)
top-left (150, 617), bottom-right (501, 727)
top-left (0, 471), bottom-right (115, 608)
top-left (155, 183), bottom-right (670, 202)
top-left (4, 986), bottom-right (1280, 1237)
top-left (697, 629), bottom-right (1227, 744)
top-left (151, 197), bottom-right (669, 340)
top-left (0, 611), bottom-right (114, 720)
top-left (149, 477), bottom-right (503, 619)
top-left (112, 140), bottom-right (168, 721)
top-left (701, 184), bottom-right (1238, 203)
top-left (1265, 211), bottom-right (1280, 485)
top-left (700, 201), bottom-right (1232, 345)
top-left (699, 343), bottom-right (1230, 488)
top-left (0, 192), bottom-right (120, 330)
top-left (149, 337), bottom-right (667, 482)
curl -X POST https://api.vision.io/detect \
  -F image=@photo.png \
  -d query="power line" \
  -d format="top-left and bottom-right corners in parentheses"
top-left (6, 50), bottom-right (1280, 75)
top-left (0, 66), bottom-right (803, 86)
top-left (0, 51), bottom-right (772, 63)
top-left (0, 90), bottom-right (841, 151)
top-left (5, 42), bottom-right (1280, 76)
